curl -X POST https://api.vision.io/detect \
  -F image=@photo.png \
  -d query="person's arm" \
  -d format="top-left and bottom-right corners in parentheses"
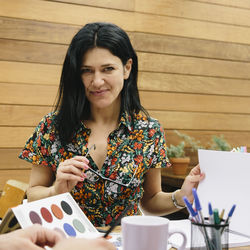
top-left (53, 237), bottom-right (116, 250)
top-left (0, 224), bottom-right (62, 250)
top-left (27, 156), bottom-right (89, 201)
top-left (140, 165), bottom-right (204, 215)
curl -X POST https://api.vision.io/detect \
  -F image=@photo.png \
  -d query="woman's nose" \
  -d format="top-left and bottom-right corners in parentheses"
top-left (91, 72), bottom-right (104, 87)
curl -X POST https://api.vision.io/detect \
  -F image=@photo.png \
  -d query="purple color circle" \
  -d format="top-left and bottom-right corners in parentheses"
top-left (29, 211), bottom-right (42, 225)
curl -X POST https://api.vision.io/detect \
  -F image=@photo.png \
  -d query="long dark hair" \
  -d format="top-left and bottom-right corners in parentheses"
top-left (55, 22), bottom-right (148, 144)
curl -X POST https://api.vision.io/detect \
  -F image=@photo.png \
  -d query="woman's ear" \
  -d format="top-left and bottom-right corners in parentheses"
top-left (124, 58), bottom-right (133, 80)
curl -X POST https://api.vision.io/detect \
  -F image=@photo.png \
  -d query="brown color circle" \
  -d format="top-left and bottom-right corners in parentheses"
top-left (40, 207), bottom-right (53, 223)
top-left (51, 204), bottom-right (64, 220)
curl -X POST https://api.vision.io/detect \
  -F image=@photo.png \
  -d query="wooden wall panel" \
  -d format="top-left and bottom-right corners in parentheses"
top-left (48, 0), bottom-right (135, 11)
top-left (135, 0), bottom-right (250, 27)
top-left (0, 61), bottom-right (61, 85)
top-left (138, 72), bottom-right (250, 97)
top-left (1, 0), bottom-right (250, 44)
top-left (1, 0), bottom-right (250, 190)
top-left (0, 170), bottom-right (31, 190)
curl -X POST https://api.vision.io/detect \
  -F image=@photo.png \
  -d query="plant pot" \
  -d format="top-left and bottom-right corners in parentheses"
top-left (170, 157), bottom-right (190, 175)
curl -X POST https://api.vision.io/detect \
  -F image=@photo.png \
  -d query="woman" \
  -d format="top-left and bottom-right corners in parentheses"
top-left (19, 22), bottom-right (204, 227)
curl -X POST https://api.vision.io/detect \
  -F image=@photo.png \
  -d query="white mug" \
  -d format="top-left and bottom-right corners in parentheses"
top-left (121, 215), bottom-right (187, 250)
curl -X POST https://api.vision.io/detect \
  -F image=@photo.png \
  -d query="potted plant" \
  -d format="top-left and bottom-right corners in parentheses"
top-left (207, 135), bottom-right (231, 151)
top-left (166, 141), bottom-right (190, 175)
top-left (166, 131), bottom-right (203, 175)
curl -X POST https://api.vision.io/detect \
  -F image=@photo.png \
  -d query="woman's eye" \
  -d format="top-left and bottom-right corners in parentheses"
top-left (104, 67), bottom-right (114, 72)
top-left (81, 68), bottom-right (92, 74)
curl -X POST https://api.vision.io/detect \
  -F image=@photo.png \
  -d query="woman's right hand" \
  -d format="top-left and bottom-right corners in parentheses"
top-left (53, 156), bottom-right (89, 194)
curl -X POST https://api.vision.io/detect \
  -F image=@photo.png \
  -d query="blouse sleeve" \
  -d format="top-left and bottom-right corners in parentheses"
top-left (147, 120), bottom-right (170, 169)
top-left (18, 113), bottom-right (57, 170)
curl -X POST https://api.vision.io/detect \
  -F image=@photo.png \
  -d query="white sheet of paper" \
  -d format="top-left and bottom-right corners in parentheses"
top-left (198, 149), bottom-right (250, 238)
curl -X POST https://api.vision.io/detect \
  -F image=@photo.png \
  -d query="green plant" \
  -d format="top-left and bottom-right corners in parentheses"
top-left (174, 130), bottom-right (203, 152)
top-left (166, 131), bottom-right (203, 158)
top-left (166, 141), bottom-right (186, 158)
top-left (208, 135), bottom-right (231, 151)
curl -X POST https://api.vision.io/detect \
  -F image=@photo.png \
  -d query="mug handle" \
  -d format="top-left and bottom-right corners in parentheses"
top-left (168, 229), bottom-right (187, 250)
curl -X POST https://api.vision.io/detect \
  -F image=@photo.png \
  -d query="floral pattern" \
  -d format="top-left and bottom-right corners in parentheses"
top-left (19, 112), bottom-right (170, 226)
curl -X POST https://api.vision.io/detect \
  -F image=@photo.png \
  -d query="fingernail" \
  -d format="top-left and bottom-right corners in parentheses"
top-left (80, 177), bottom-right (84, 181)
top-left (83, 164), bottom-right (89, 170)
top-left (82, 173), bottom-right (87, 178)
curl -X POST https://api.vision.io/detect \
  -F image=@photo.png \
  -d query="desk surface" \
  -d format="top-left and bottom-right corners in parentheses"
top-left (99, 226), bottom-right (250, 250)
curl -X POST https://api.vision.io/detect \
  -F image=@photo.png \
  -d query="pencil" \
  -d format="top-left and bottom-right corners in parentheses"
top-left (103, 203), bottom-right (133, 238)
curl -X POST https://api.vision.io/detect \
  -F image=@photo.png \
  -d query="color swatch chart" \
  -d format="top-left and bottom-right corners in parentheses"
top-left (12, 192), bottom-right (98, 238)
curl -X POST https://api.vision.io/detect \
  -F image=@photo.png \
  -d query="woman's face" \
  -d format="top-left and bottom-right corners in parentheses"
top-left (81, 47), bottom-right (132, 110)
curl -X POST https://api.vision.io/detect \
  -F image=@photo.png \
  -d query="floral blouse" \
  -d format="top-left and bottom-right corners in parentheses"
top-left (19, 112), bottom-right (170, 227)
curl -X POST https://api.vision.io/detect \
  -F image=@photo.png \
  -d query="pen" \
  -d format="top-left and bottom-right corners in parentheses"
top-left (183, 196), bottom-right (198, 222)
top-left (221, 204), bottom-right (236, 234)
top-left (208, 202), bottom-right (213, 223)
top-left (192, 188), bottom-right (204, 223)
top-left (103, 203), bottom-right (133, 238)
top-left (192, 188), bottom-right (212, 249)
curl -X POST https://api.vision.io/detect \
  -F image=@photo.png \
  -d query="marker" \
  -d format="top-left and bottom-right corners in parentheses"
top-left (213, 209), bottom-right (220, 225)
top-left (219, 209), bottom-right (225, 220)
top-left (213, 209), bottom-right (222, 250)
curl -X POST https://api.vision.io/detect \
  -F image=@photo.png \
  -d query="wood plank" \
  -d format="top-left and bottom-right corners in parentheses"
top-left (138, 72), bottom-right (250, 97)
top-left (0, 105), bottom-right (52, 126)
top-left (0, 127), bottom-right (34, 148)
top-left (0, 149), bottom-right (31, 170)
top-left (135, 0), bottom-right (250, 27)
top-left (1, 126), bottom-right (249, 150)
top-left (0, 39), bottom-right (67, 65)
top-left (0, 0), bottom-right (135, 32)
top-left (0, 17), bottom-right (80, 44)
top-left (3, 82), bottom-right (250, 112)
top-left (1, 0), bottom-right (250, 45)
top-left (132, 33), bottom-right (250, 62)
top-left (3, 35), bottom-right (250, 64)
top-left (1, 105), bottom-right (250, 131)
top-left (2, 17), bottom-right (250, 62)
top-left (192, 0), bottom-right (250, 9)
top-left (0, 169), bottom-right (30, 191)
top-left (0, 83), bottom-right (58, 106)
top-left (48, 0), bottom-right (135, 11)
top-left (140, 92), bottom-right (250, 114)
top-left (1, 62), bottom-right (250, 97)
top-left (165, 129), bottom-right (250, 149)
top-left (150, 110), bottom-right (250, 131)
top-left (0, 61), bottom-right (61, 85)
top-left (138, 52), bottom-right (250, 79)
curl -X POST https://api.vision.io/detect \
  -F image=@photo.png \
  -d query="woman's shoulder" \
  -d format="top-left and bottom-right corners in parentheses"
top-left (133, 113), bottom-right (162, 129)
top-left (37, 111), bottom-right (58, 130)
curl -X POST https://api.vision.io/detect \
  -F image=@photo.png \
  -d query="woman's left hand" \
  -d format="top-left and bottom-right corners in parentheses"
top-left (179, 164), bottom-right (205, 203)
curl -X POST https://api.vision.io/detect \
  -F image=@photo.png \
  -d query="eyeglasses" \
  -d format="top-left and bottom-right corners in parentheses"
top-left (86, 164), bottom-right (139, 188)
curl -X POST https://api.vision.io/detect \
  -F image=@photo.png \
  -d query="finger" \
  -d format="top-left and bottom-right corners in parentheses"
top-left (57, 172), bottom-right (86, 182)
top-left (57, 165), bottom-right (87, 178)
top-left (72, 155), bottom-right (89, 164)
top-left (60, 159), bottom-right (89, 171)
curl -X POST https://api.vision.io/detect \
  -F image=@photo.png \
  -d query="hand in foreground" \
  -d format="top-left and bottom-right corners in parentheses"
top-left (53, 237), bottom-right (116, 250)
top-left (0, 224), bottom-right (62, 250)
top-left (179, 164), bottom-right (205, 203)
top-left (53, 156), bottom-right (89, 194)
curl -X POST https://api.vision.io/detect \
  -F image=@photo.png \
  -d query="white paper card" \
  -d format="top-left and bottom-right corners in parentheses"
top-left (198, 149), bottom-right (250, 238)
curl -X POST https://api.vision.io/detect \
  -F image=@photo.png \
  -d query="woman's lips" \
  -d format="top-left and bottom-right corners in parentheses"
top-left (90, 89), bottom-right (108, 96)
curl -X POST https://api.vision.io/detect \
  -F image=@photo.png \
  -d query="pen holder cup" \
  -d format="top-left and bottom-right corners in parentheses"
top-left (191, 218), bottom-right (229, 250)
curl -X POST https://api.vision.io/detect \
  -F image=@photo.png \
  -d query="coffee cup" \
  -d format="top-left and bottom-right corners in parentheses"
top-left (122, 215), bottom-right (187, 250)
